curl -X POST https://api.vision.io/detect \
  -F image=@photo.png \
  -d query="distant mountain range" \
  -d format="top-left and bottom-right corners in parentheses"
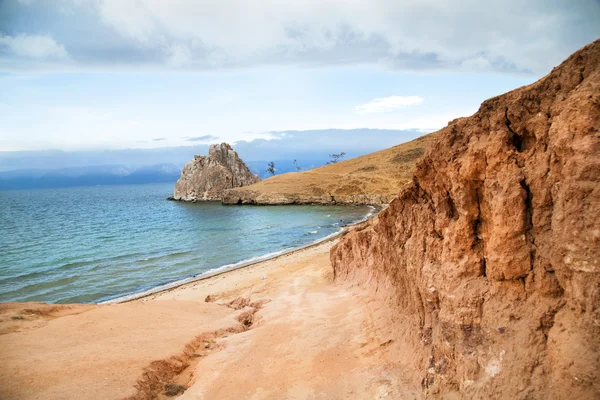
top-left (0, 128), bottom-right (427, 190)
top-left (0, 160), bottom-right (331, 190)
top-left (0, 164), bottom-right (182, 190)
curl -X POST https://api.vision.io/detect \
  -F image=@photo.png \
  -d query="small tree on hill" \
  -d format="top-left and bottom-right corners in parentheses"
top-left (266, 161), bottom-right (276, 176)
top-left (293, 159), bottom-right (301, 172)
top-left (326, 152), bottom-right (346, 165)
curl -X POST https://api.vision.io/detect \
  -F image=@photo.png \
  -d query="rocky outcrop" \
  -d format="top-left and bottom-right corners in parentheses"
top-left (172, 143), bottom-right (260, 201)
top-left (221, 190), bottom-right (395, 205)
top-left (331, 40), bottom-right (600, 399)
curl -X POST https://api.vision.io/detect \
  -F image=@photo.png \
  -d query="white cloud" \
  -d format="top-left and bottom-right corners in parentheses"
top-left (2, 0), bottom-right (599, 72)
top-left (96, 0), bottom-right (159, 45)
top-left (0, 34), bottom-right (69, 60)
top-left (355, 96), bottom-right (424, 114)
top-left (89, 0), bottom-right (600, 72)
top-left (166, 43), bottom-right (192, 67)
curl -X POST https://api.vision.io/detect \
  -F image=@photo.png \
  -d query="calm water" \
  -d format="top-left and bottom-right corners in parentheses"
top-left (0, 183), bottom-right (371, 304)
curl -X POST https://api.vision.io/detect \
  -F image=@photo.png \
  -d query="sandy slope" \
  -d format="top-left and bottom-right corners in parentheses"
top-left (0, 301), bottom-right (240, 400)
top-left (0, 240), bottom-right (418, 399)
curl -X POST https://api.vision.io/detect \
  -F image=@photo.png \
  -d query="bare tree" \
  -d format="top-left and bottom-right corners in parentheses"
top-left (266, 161), bottom-right (276, 176)
top-left (326, 152), bottom-right (346, 165)
top-left (293, 159), bottom-right (301, 172)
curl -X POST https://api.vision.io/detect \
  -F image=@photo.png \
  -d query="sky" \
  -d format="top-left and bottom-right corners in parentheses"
top-left (0, 0), bottom-right (599, 157)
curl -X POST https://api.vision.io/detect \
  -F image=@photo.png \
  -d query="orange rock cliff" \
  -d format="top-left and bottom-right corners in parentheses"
top-left (331, 40), bottom-right (600, 398)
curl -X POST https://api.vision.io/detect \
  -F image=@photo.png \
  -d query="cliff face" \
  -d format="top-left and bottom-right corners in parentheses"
top-left (173, 143), bottom-right (260, 201)
top-left (331, 40), bottom-right (600, 399)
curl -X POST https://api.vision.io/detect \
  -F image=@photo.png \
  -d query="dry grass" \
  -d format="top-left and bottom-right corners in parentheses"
top-left (231, 133), bottom-right (436, 199)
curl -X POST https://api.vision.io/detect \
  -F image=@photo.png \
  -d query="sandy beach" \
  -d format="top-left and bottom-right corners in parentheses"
top-left (0, 238), bottom-right (418, 400)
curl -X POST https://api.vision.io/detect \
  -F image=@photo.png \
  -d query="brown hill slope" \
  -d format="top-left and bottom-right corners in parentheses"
top-left (222, 134), bottom-right (435, 205)
top-left (331, 39), bottom-right (600, 399)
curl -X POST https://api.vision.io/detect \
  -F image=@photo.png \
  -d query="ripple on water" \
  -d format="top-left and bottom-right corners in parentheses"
top-left (0, 183), bottom-right (373, 304)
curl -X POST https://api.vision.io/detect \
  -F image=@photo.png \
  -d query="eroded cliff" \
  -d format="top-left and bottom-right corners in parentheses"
top-left (172, 143), bottom-right (260, 201)
top-left (331, 40), bottom-right (600, 398)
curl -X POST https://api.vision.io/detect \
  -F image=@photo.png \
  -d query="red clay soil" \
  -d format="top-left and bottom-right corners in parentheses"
top-left (331, 39), bottom-right (600, 399)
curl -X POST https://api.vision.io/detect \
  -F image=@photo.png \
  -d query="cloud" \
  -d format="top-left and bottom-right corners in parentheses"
top-left (166, 43), bottom-right (192, 67)
top-left (152, 137), bottom-right (166, 141)
top-left (0, 34), bottom-right (69, 60)
top-left (355, 96), bottom-right (424, 114)
top-left (184, 135), bottom-right (219, 142)
top-left (1, 0), bottom-right (599, 73)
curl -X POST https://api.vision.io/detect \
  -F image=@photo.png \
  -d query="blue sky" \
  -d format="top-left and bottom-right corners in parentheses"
top-left (0, 0), bottom-right (599, 155)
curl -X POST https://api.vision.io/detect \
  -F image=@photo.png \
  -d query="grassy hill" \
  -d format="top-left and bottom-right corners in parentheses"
top-left (223, 133), bottom-right (436, 205)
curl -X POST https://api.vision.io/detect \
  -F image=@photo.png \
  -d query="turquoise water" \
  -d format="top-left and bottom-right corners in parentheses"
top-left (0, 183), bottom-right (371, 304)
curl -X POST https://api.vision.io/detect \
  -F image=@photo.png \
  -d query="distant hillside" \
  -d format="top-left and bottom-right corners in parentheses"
top-left (223, 133), bottom-right (435, 205)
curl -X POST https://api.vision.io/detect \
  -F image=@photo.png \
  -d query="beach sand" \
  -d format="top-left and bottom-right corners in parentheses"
top-left (0, 239), bottom-right (418, 399)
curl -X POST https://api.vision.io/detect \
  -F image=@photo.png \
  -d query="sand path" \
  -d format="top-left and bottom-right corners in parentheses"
top-left (0, 240), bottom-right (418, 399)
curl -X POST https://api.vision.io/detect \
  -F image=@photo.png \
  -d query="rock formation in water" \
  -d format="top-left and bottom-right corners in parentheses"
top-left (172, 143), bottom-right (260, 201)
top-left (331, 40), bottom-right (600, 398)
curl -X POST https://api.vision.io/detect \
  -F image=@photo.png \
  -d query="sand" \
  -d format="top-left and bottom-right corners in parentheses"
top-left (0, 239), bottom-right (418, 400)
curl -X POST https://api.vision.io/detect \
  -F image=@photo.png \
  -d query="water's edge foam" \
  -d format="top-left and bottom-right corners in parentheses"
top-left (100, 205), bottom-right (379, 305)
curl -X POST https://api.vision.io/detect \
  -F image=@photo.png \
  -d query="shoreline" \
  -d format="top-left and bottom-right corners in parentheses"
top-left (101, 228), bottom-right (343, 305)
top-left (99, 204), bottom-right (380, 305)
top-left (0, 219), bottom-right (407, 400)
